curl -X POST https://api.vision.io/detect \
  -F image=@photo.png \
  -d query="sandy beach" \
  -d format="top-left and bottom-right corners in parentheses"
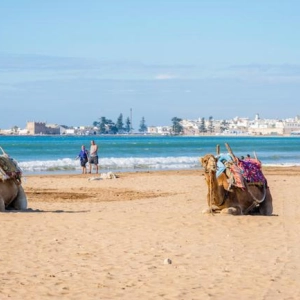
top-left (1, 167), bottom-right (300, 299)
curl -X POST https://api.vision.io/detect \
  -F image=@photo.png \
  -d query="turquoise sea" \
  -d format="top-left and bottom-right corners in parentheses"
top-left (0, 135), bottom-right (300, 175)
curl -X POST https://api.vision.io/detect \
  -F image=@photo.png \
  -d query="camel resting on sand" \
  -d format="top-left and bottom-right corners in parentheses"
top-left (200, 144), bottom-right (273, 216)
top-left (0, 148), bottom-right (27, 212)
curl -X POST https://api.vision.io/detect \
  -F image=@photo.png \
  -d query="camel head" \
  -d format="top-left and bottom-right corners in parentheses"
top-left (200, 154), bottom-right (217, 173)
top-left (200, 154), bottom-right (225, 208)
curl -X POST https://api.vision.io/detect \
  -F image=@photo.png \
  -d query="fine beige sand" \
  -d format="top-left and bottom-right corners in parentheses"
top-left (1, 167), bottom-right (300, 300)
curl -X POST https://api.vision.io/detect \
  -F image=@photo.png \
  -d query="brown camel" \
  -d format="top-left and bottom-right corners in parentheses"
top-left (200, 153), bottom-right (273, 215)
top-left (0, 178), bottom-right (27, 211)
top-left (0, 148), bottom-right (27, 212)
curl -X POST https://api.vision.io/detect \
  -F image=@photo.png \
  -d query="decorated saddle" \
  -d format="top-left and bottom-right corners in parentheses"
top-left (216, 153), bottom-right (266, 189)
top-left (0, 147), bottom-right (22, 183)
top-left (237, 158), bottom-right (266, 184)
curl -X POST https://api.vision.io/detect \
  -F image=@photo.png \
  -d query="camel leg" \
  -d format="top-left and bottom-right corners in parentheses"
top-left (0, 197), bottom-right (5, 212)
top-left (259, 202), bottom-right (273, 216)
top-left (220, 207), bottom-right (240, 215)
top-left (202, 205), bottom-right (222, 214)
top-left (9, 186), bottom-right (27, 210)
top-left (259, 189), bottom-right (273, 216)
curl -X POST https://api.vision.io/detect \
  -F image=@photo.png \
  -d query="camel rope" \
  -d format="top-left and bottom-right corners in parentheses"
top-left (247, 182), bottom-right (267, 203)
top-left (208, 170), bottom-right (215, 216)
top-left (244, 183), bottom-right (267, 214)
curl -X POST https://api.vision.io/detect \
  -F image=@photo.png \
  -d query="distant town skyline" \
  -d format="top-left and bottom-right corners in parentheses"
top-left (1, 1), bottom-right (299, 129)
top-left (1, 113), bottom-right (300, 133)
top-left (1, 113), bottom-right (300, 136)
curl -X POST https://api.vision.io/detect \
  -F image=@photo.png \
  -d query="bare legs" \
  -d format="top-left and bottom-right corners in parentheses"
top-left (89, 163), bottom-right (98, 174)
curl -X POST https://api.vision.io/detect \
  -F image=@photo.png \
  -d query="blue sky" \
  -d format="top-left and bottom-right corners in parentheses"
top-left (1, 0), bottom-right (300, 129)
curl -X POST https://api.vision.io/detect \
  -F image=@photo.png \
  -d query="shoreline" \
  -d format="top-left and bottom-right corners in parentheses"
top-left (1, 132), bottom-right (300, 137)
top-left (21, 165), bottom-right (300, 177)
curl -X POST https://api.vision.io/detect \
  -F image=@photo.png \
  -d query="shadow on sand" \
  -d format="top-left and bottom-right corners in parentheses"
top-left (5, 208), bottom-right (91, 213)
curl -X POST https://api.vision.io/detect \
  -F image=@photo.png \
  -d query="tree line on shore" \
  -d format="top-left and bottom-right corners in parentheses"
top-left (93, 114), bottom-right (147, 134)
top-left (93, 114), bottom-right (229, 135)
top-left (172, 116), bottom-right (229, 134)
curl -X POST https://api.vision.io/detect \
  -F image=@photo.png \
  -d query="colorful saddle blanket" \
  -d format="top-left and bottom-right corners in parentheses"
top-left (216, 154), bottom-right (266, 189)
top-left (238, 158), bottom-right (266, 184)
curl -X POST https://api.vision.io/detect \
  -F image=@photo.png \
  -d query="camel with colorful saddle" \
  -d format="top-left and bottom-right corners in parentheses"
top-left (200, 143), bottom-right (273, 215)
top-left (0, 147), bottom-right (27, 212)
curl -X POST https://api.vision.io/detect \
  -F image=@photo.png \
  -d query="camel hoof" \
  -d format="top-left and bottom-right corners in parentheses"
top-left (202, 206), bottom-right (222, 214)
top-left (211, 205), bottom-right (220, 210)
top-left (202, 208), bottom-right (213, 214)
top-left (220, 207), bottom-right (238, 215)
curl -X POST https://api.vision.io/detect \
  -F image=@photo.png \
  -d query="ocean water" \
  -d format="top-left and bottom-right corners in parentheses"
top-left (0, 135), bottom-right (300, 175)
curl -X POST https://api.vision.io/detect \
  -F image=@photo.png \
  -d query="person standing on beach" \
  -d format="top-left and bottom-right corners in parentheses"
top-left (89, 140), bottom-right (99, 174)
top-left (76, 145), bottom-right (89, 174)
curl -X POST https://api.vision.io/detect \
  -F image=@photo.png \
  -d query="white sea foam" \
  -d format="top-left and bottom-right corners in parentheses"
top-left (264, 163), bottom-right (300, 167)
top-left (18, 156), bottom-right (200, 173)
top-left (17, 156), bottom-right (300, 174)
top-left (19, 158), bottom-right (77, 172)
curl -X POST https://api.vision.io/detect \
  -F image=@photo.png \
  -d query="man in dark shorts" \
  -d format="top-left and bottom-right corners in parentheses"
top-left (89, 140), bottom-right (99, 174)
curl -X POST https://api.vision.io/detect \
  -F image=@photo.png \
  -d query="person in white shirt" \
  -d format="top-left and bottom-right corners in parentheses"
top-left (88, 140), bottom-right (99, 174)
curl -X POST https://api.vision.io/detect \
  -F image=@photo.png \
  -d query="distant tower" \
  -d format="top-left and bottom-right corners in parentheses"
top-left (255, 113), bottom-right (260, 120)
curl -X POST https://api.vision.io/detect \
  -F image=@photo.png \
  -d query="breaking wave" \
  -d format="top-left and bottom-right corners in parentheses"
top-left (18, 156), bottom-right (300, 175)
top-left (18, 156), bottom-right (201, 174)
